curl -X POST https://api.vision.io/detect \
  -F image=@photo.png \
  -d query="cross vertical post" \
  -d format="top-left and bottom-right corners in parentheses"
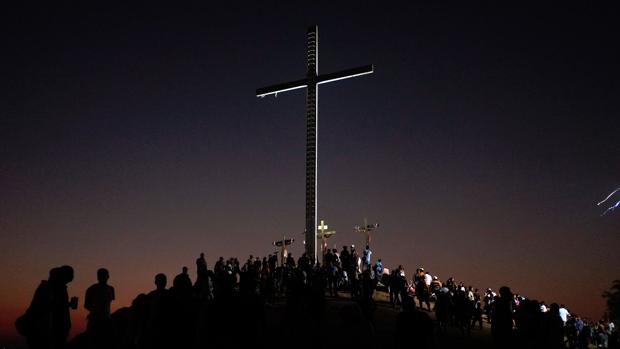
top-left (305, 26), bottom-right (318, 264)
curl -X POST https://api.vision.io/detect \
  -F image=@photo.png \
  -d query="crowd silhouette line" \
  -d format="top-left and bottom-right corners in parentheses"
top-left (15, 248), bottom-right (619, 349)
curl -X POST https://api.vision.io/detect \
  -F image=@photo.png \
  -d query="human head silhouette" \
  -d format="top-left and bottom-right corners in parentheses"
top-left (499, 286), bottom-right (512, 299)
top-left (97, 268), bottom-right (109, 284)
top-left (154, 273), bottom-right (167, 290)
top-left (59, 265), bottom-right (74, 285)
top-left (49, 267), bottom-right (60, 282)
top-left (549, 303), bottom-right (560, 316)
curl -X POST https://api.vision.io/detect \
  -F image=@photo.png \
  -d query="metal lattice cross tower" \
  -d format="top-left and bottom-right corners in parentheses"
top-left (257, 25), bottom-right (373, 263)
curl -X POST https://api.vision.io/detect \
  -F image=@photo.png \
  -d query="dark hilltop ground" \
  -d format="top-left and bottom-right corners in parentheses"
top-left (3, 290), bottom-right (493, 349)
top-left (264, 291), bottom-right (495, 349)
top-left (0, 291), bottom-right (596, 349)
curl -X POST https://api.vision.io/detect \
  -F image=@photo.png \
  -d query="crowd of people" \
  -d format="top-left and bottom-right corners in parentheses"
top-left (386, 263), bottom-right (617, 348)
top-left (15, 246), bottom-right (619, 349)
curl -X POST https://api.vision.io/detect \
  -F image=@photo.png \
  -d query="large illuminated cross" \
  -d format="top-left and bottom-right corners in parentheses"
top-left (317, 220), bottom-right (336, 259)
top-left (257, 25), bottom-right (373, 263)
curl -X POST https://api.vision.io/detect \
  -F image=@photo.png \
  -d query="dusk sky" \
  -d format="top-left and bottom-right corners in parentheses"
top-left (1, 3), bottom-right (619, 342)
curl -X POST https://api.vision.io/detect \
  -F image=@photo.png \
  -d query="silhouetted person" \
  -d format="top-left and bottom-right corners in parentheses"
top-left (22, 265), bottom-right (77, 349)
top-left (361, 268), bottom-right (376, 301)
top-left (389, 266), bottom-right (406, 307)
top-left (170, 267), bottom-right (196, 349)
top-left (339, 246), bottom-right (350, 274)
top-left (362, 244), bottom-right (372, 272)
top-left (145, 273), bottom-right (170, 349)
top-left (415, 268), bottom-right (431, 311)
top-left (349, 246), bottom-right (361, 298)
top-left (172, 266), bottom-right (192, 291)
top-left (374, 258), bottom-right (383, 283)
top-left (484, 287), bottom-right (496, 322)
top-left (491, 286), bottom-right (515, 348)
top-left (577, 321), bottom-right (592, 349)
top-left (514, 298), bottom-right (543, 348)
top-left (21, 267), bottom-right (58, 349)
top-left (297, 252), bottom-right (310, 273)
top-left (395, 296), bottom-right (435, 349)
top-left (435, 286), bottom-right (452, 333)
top-left (285, 252), bottom-right (296, 268)
top-left (454, 288), bottom-right (473, 336)
top-left (194, 253), bottom-right (212, 302)
top-left (84, 268), bottom-right (115, 349)
top-left (471, 291), bottom-right (484, 330)
top-left (324, 249), bottom-right (338, 297)
top-left (196, 252), bottom-right (207, 278)
top-left (95, 292), bottom-right (148, 349)
top-left (540, 303), bottom-right (565, 349)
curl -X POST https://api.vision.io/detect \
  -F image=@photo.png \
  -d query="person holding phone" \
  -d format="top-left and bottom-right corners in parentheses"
top-left (20, 265), bottom-right (77, 349)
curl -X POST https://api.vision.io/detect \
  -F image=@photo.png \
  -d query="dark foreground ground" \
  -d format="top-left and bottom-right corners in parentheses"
top-left (262, 291), bottom-right (495, 349)
top-left (29, 289), bottom-right (614, 349)
top-left (5, 292), bottom-right (601, 349)
top-left (2, 292), bottom-right (493, 349)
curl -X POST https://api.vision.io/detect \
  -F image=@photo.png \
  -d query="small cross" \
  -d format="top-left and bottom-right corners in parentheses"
top-left (354, 218), bottom-right (379, 247)
top-left (317, 220), bottom-right (336, 258)
top-left (273, 236), bottom-right (294, 266)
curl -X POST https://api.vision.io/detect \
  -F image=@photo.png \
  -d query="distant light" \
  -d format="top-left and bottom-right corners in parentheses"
top-left (598, 187), bottom-right (620, 216)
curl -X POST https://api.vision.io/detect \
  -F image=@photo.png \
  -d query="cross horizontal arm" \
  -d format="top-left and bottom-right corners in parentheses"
top-left (317, 65), bottom-right (374, 85)
top-left (317, 231), bottom-right (336, 238)
top-left (256, 78), bottom-right (308, 98)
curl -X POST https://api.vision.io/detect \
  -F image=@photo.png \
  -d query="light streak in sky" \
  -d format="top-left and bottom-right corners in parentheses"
top-left (597, 187), bottom-right (620, 216)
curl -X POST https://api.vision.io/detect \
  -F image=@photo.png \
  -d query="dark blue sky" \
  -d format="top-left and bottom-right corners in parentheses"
top-left (1, 3), bottom-right (619, 336)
